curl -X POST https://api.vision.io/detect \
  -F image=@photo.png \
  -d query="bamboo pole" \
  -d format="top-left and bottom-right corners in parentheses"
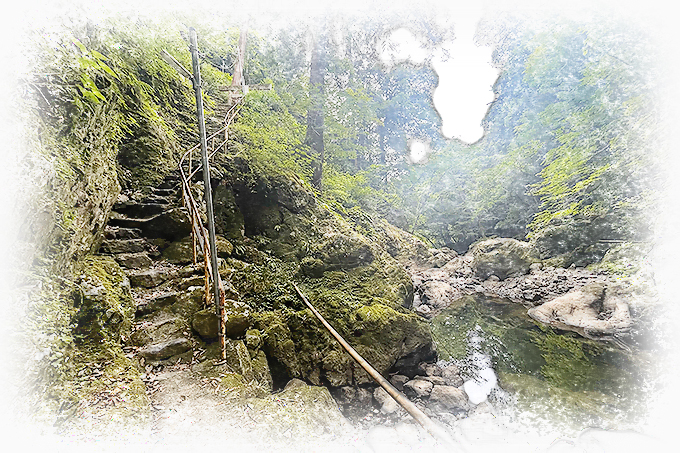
top-left (292, 283), bottom-right (458, 450)
top-left (190, 28), bottom-right (225, 360)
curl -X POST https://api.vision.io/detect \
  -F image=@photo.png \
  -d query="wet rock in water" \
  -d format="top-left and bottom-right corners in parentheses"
top-left (139, 337), bottom-right (192, 361)
top-left (389, 374), bottom-right (409, 391)
top-left (429, 385), bottom-right (469, 412)
top-left (403, 379), bottom-right (434, 398)
top-left (527, 282), bottom-right (632, 341)
top-left (470, 238), bottom-right (539, 280)
top-left (417, 280), bottom-right (461, 312)
top-left (374, 386), bottom-right (400, 414)
top-left (441, 363), bottom-right (464, 387)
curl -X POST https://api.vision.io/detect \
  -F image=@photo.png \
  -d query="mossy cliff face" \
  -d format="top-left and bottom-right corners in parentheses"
top-left (211, 157), bottom-right (433, 388)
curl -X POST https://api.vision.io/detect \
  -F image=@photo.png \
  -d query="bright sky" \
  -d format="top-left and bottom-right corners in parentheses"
top-left (379, 8), bottom-right (499, 161)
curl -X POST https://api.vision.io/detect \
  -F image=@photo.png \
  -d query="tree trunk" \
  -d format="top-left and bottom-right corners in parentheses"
top-left (306, 31), bottom-right (326, 188)
top-left (231, 28), bottom-right (247, 89)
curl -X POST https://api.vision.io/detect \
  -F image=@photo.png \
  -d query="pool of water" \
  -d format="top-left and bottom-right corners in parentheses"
top-left (430, 295), bottom-right (653, 433)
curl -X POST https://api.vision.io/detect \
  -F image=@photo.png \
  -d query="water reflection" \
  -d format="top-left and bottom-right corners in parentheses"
top-left (431, 295), bottom-right (651, 433)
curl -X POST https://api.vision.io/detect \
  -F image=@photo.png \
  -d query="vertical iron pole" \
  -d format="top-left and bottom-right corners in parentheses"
top-left (189, 28), bottom-right (223, 343)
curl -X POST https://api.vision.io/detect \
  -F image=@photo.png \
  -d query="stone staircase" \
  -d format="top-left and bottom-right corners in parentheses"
top-left (98, 173), bottom-right (225, 371)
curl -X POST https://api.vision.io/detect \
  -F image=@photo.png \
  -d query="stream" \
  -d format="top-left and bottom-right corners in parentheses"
top-left (430, 294), bottom-right (653, 437)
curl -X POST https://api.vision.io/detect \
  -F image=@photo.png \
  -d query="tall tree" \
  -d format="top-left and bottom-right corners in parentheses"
top-left (306, 29), bottom-right (327, 188)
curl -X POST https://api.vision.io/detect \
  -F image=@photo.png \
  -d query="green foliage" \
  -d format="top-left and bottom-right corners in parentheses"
top-left (230, 90), bottom-right (310, 179)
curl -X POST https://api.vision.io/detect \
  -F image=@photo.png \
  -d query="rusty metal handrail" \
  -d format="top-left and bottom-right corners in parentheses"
top-left (178, 99), bottom-right (242, 359)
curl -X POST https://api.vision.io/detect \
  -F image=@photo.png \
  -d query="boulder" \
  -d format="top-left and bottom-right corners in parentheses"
top-left (527, 283), bottom-right (632, 341)
top-left (429, 385), bottom-right (469, 412)
top-left (224, 339), bottom-right (254, 381)
top-left (418, 362), bottom-right (442, 377)
top-left (470, 238), bottom-right (539, 280)
top-left (417, 280), bottom-right (461, 312)
top-left (73, 256), bottom-right (135, 343)
top-left (403, 379), bottom-right (434, 398)
top-left (192, 309), bottom-right (219, 339)
top-left (251, 349), bottom-right (273, 390)
top-left (224, 299), bottom-right (252, 338)
top-left (389, 374), bottom-right (410, 391)
top-left (441, 363), bottom-right (464, 387)
top-left (138, 337), bottom-right (192, 361)
top-left (142, 208), bottom-right (192, 242)
top-left (374, 386), bottom-right (400, 414)
top-left (300, 257), bottom-right (326, 278)
top-left (311, 232), bottom-right (374, 270)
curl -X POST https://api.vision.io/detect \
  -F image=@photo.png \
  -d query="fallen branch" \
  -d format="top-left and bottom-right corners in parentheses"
top-left (292, 282), bottom-right (459, 450)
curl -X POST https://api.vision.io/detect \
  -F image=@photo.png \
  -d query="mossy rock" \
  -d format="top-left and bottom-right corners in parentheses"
top-left (163, 235), bottom-right (233, 264)
top-left (300, 257), bottom-right (325, 278)
top-left (225, 339), bottom-right (254, 381)
top-left (131, 315), bottom-right (187, 347)
top-left (213, 183), bottom-right (245, 240)
top-left (309, 232), bottom-right (374, 270)
top-left (73, 256), bottom-right (135, 343)
top-left (251, 349), bottom-right (273, 391)
top-left (192, 309), bottom-right (219, 339)
top-left (245, 328), bottom-right (263, 352)
top-left (470, 238), bottom-right (540, 280)
top-left (162, 236), bottom-right (195, 264)
top-left (225, 299), bottom-right (253, 338)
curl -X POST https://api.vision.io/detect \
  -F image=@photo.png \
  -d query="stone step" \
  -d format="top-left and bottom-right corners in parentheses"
top-left (100, 238), bottom-right (149, 254)
top-left (136, 291), bottom-right (180, 317)
top-left (128, 268), bottom-right (174, 288)
top-left (153, 188), bottom-right (177, 197)
top-left (138, 337), bottom-right (192, 362)
top-left (141, 194), bottom-right (172, 205)
top-left (159, 179), bottom-right (180, 190)
top-left (114, 202), bottom-right (168, 218)
top-left (108, 208), bottom-right (191, 242)
top-left (115, 252), bottom-right (152, 269)
top-left (104, 226), bottom-right (142, 240)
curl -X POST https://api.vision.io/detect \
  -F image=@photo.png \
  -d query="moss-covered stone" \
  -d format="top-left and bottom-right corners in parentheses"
top-left (300, 257), bottom-right (326, 278)
top-left (73, 256), bottom-right (135, 343)
top-left (192, 309), bottom-right (219, 339)
top-left (225, 299), bottom-right (253, 338)
top-left (251, 350), bottom-right (273, 391)
top-left (161, 236), bottom-right (195, 263)
top-left (470, 238), bottom-right (540, 280)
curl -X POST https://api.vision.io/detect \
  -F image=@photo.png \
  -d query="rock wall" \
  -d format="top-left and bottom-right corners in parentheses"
top-left (208, 156), bottom-right (435, 388)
